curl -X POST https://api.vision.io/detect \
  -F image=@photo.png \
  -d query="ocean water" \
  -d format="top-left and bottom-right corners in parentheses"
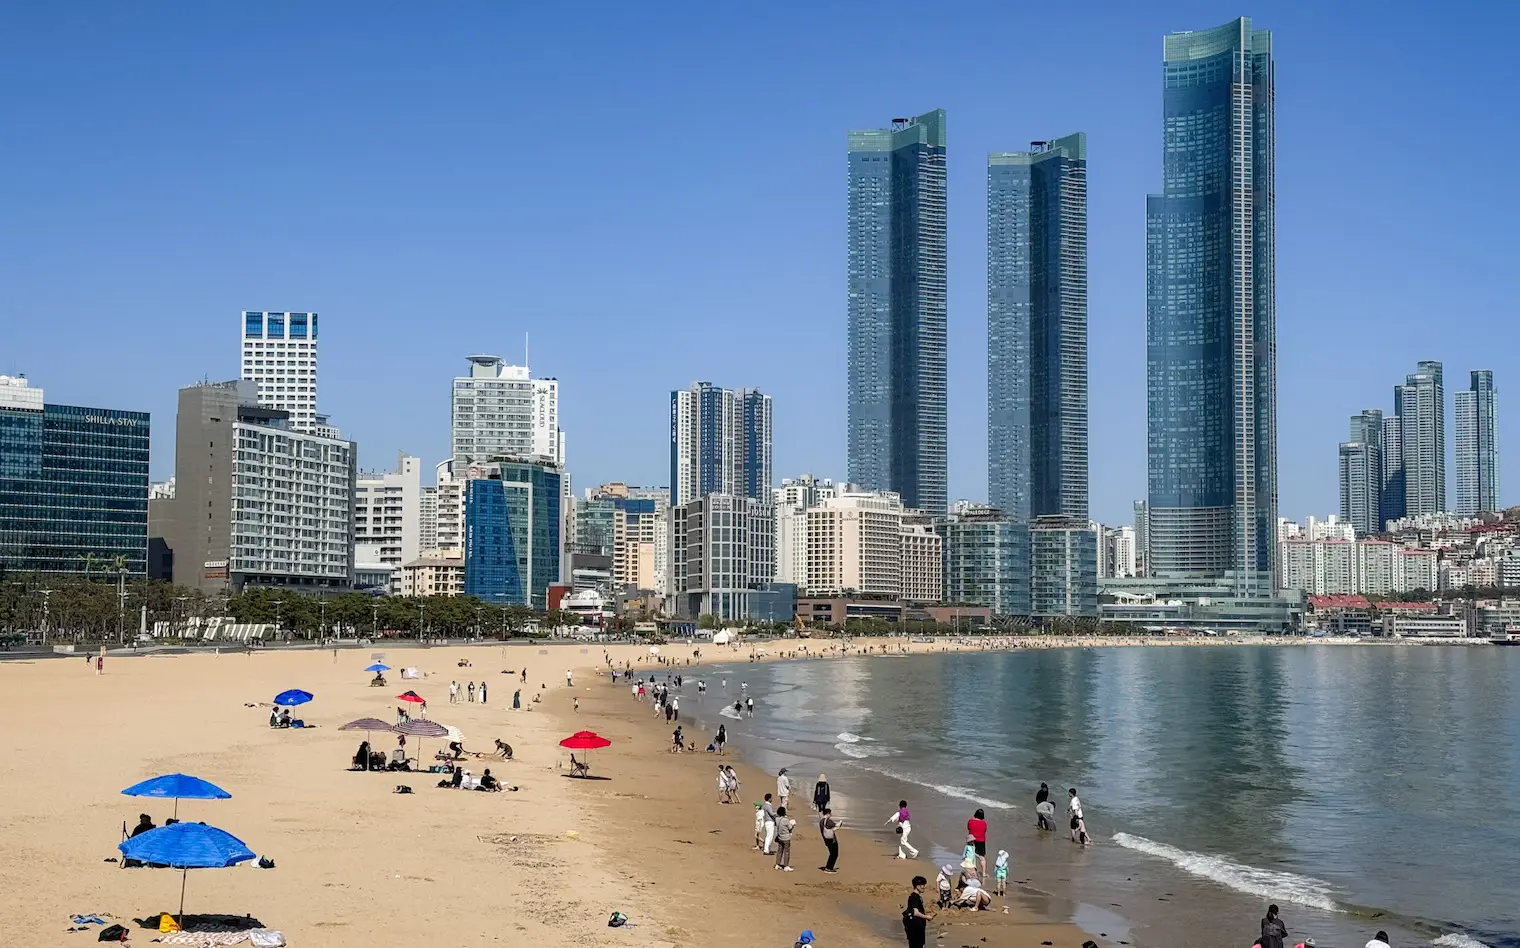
top-left (682, 646), bottom-right (1520, 948)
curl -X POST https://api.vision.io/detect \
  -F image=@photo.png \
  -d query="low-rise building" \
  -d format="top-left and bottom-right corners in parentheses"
top-left (400, 551), bottom-right (465, 597)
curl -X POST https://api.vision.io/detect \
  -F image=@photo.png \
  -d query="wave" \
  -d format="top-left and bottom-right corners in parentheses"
top-left (843, 760), bottom-right (1015, 810)
top-left (1433, 935), bottom-right (1493, 948)
top-left (719, 706), bottom-right (742, 719)
top-left (929, 784), bottom-right (1017, 811)
top-left (836, 732), bottom-right (865, 743)
top-left (1111, 833), bottom-right (1337, 912)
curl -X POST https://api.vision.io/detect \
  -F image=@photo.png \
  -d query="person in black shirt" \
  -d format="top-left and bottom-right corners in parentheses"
top-left (902, 875), bottom-right (932, 948)
top-left (130, 813), bottom-right (156, 838)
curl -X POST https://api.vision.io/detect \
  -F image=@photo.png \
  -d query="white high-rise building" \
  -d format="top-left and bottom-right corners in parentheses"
top-left (1100, 525), bottom-right (1137, 578)
top-left (241, 311), bottom-right (319, 433)
top-left (772, 475), bottom-right (840, 586)
top-left (354, 453), bottom-right (423, 585)
top-left (451, 355), bottom-right (564, 471)
top-left (806, 491), bottom-right (905, 597)
top-left (900, 517), bottom-right (943, 602)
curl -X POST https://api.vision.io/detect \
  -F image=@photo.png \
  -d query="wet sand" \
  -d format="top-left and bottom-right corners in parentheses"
top-left (0, 637), bottom-right (1098, 946)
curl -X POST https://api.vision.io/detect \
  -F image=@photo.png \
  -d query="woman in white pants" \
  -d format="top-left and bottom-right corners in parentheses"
top-left (886, 799), bottom-right (919, 859)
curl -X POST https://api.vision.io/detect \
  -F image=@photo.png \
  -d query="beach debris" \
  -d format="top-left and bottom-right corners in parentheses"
top-left (608, 911), bottom-right (629, 928)
top-left (566, 830), bottom-right (580, 839)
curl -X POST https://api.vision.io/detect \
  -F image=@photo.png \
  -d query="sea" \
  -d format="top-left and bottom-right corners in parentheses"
top-left (679, 644), bottom-right (1520, 948)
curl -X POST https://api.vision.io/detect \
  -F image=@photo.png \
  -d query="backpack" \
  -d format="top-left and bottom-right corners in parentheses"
top-left (607, 912), bottom-right (628, 928)
top-left (97, 925), bottom-right (128, 942)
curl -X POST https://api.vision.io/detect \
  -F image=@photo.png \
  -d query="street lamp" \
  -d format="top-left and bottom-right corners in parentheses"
top-left (320, 599), bottom-right (329, 643)
top-left (371, 601), bottom-right (380, 641)
top-left (273, 599), bottom-right (284, 640)
top-left (417, 600), bottom-right (426, 643)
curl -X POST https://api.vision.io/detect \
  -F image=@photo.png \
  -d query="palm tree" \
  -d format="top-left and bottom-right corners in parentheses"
top-left (110, 554), bottom-right (129, 645)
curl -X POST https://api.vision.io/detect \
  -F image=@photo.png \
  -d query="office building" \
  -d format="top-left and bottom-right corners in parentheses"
top-left (1145, 18), bottom-right (1276, 595)
top-left (451, 355), bottom-right (564, 472)
top-left (936, 505), bottom-right (1031, 616)
top-left (667, 493), bottom-right (776, 621)
top-left (847, 110), bottom-right (948, 514)
top-left (1396, 362), bottom-right (1445, 517)
top-left (1381, 413), bottom-right (1405, 523)
top-left (399, 550), bottom-right (464, 597)
top-left (0, 376), bottom-right (150, 577)
top-left (354, 453), bottom-right (423, 583)
top-left (670, 382), bottom-right (772, 507)
top-left (241, 311), bottom-right (319, 433)
top-left (988, 133), bottom-right (1089, 524)
top-left (574, 483), bottom-right (665, 591)
top-left (159, 380), bottom-right (354, 593)
top-left (1133, 499), bottom-right (1149, 576)
top-left (1455, 370), bottom-right (1499, 515)
top-left (1030, 515), bottom-right (1098, 616)
top-left (462, 459), bottom-right (563, 609)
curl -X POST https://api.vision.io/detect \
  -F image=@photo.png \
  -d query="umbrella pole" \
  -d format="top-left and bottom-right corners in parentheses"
top-left (179, 868), bottom-right (187, 927)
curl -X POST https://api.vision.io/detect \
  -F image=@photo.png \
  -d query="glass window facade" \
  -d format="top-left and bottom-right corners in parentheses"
top-left (462, 461), bottom-right (562, 609)
top-left (937, 510), bottom-right (1031, 617)
top-left (988, 134), bottom-right (1088, 525)
top-left (1146, 18), bottom-right (1275, 594)
top-left (0, 403), bottom-right (150, 576)
top-left (244, 312), bottom-right (263, 338)
top-left (847, 110), bottom-right (948, 514)
top-left (1030, 516), bottom-right (1098, 617)
top-left (1454, 370), bottom-right (1499, 516)
top-left (289, 312), bottom-right (308, 340)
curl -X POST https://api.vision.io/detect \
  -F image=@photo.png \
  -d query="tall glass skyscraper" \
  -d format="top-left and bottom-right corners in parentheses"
top-left (1395, 361), bottom-right (1445, 517)
top-left (988, 133), bottom-right (1088, 524)
top-left (1454, 369), bottom-right (1499, 515)
top-left (462, 460), bottom-right (562, 609)
top-left (1145, 19), bottom-right (1276, 595)
top-left (847, 110), bottom-right (948, 514)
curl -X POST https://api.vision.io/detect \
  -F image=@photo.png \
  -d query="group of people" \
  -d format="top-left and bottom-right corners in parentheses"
top-left (447, 680), bottom-right (488, 704)
top-left (1258, 904), bottom-right (1393, 948)
top-left (435, 764), bottom-right (508, 792)
top-left (1034, 782), bottom-right (1089, 845)
top-left (747, 771), bottom-right (842, 874)
top-left (267, 707), bottom-right (301, 728)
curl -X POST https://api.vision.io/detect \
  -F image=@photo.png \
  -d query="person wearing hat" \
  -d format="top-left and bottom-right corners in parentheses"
top-left (813, 774), bottom-right (831, 813)
top-left (1293, 939), bottom-right (1317, 948)
top-left (777, 768), bottom-right (792, 808)
top-left (794, 930), bottom-right (816, 948)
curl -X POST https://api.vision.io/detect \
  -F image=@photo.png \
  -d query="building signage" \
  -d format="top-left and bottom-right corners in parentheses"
top-left (84, 415), bottom-right (141, 426)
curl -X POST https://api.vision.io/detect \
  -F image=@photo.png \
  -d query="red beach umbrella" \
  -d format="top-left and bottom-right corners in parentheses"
top-left (559, 730), bottom-right (611, 749)
top-left (396, 691), bottom-right (426, 704)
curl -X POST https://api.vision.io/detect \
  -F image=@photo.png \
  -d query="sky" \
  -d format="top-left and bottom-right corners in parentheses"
top-left (2, 2), bottom-right (1517, 525)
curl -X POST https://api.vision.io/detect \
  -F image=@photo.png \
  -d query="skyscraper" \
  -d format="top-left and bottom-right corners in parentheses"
top-left (1381, 413), bottom-right (1405, 523)
top-left (1145, 18), bottom-right (1276, 595)
top-left (988, 134), bottom-right (1089, 524)
top-left (669, 382), bottom-right (772, 508)
top-left (1395, 361), bottom-right (1445, 517)
top-left (847, 110), bottom-right (948, 514)
top-left (1340, 410), bottom-right (1384, 535)
top-left (450, 355), bottom-right (564, 472)
top-left (241, 311), bottom-right (318, 432)
top-left (1455, 369), bottom-right (1499, 515)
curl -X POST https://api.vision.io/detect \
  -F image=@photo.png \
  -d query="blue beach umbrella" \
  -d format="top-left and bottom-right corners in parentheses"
top-left (118, 822), bottom-right (256, 925)
top-left (273, 689), bottom-right (313, 707)
top-left (364, 663), bottom-right (390, 673)
top-left (121, 773), bottom-right (230, 820)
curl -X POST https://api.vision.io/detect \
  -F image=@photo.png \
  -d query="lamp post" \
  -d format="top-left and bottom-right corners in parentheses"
top-left (320, 599), bottom-right (329, 643)
top-left (417, 600), bottom-right (426, 643)
top-left (371, 601), bottom-right (380, 641)
top-left (273, 599), bottom-right (284, 641)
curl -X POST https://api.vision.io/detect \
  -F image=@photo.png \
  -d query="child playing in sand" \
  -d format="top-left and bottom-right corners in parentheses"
top-left (994, 850), bottom-right (1009, 895)
top-left (935, 864), bottom-right (954, 909)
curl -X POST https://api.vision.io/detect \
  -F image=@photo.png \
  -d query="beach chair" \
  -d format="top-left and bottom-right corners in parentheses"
top-left (569, 755), bottom-right (591, 778)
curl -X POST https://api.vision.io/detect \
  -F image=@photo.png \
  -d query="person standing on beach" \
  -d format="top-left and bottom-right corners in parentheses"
top-left (671, 696), bottom-right (679, 721)
top-left (774, 806), bottom-right (796, 870)
top-left (565, 669), bottom-right (573, 687)
top-left (1260, 905), bottom-right (1287, 948)
top-left (819, 807), bottom-right (841, 872)
top-left (902, 875), bottom-right (932, 948)
top-left (716, 724), bottom-right (727, 754)
top-left (746, 696), bottom-right (755, 716)
top-left (478, 681), bottom-right (486, 704)
top-left (450, 680), bottom-right (459, 704)
top-left (467, 681), bottom-right (476, 702)
top-left (762, 793), bottom-right (778, 854)
top-left (886, 800), bottom-right (920, 859)
top-left (777, 768), bottom-right (791, 808)
top-left (813, 774), bottom-right (831, 813)
top-left (966, 808), bottom-right (988, 879)
top-left (513, 689), bottom-right (521, 709)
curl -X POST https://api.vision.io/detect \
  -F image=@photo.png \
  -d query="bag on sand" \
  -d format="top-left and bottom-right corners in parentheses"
top-left (159, 913), bottom-right (181, 933)
top-left (608, 912), bottom-right (628, 928)
top-left (97, 925), bottom-right (128, 942)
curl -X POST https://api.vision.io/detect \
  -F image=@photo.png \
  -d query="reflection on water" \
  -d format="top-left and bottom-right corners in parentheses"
top-left (694, 646), bottom-right (1520, 948)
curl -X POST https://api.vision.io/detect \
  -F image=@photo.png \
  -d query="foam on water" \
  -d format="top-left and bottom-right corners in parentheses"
top-left (928, 784), bottom-right (1017, 810)
top-left (719, 706), bottom-right (742, 719)
top-left (1433, 934), bottom-right (1493, 948)
top-left (1112, 832), bottom-right (1338, 912)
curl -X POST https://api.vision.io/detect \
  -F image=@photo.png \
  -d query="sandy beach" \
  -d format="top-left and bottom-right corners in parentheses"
top-left (1, 636), bottom-right (1109, 947)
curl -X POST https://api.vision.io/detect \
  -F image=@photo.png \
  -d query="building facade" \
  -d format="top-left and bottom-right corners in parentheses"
top-left (1030, 515), bottom-right (1098, 616)
top-left (669, 382), bottom-right (772, 508)
top-left (1339, 441), bottom-right (1380, 538)
top-left (1455, 369), bottom-right (1499, 516)
top-left (772, 475), bottom-right (839, 586)
top-left (354, 453), bottom-right (423, 583)
top-left (1145, 18), bottom-right (1276, 595)
top-left (241, 311), bottom-right (319, 433)
top-left (451, 355), bottom-right (564, 472)
top-left (847, 110), bottom-right (948, 514)
top-left (987, 133), bottom-right (1089, 525)
top-left (1396, 362), bottom-right (1445, 517)
top-left (0, 376), bottom-right (150, 578)
top-left (900, 517), bottom-right (943, 603)
top-left (937, 505), bottom-right (1031, 616)
top-left (667, 493), bottom-right (776, 622)
top-left (160, 380), bottom-right (354, 593)
top-left (461, 460), bottom-right (563, 609)
top-left (805, 491), bottom-right (905, 597)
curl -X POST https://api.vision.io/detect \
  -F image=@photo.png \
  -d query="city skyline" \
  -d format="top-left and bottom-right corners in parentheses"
top-left (4, 5), bottom-right (1517, 524)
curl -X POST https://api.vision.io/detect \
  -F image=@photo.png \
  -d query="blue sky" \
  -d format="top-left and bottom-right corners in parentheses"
top-left (2, 2), bottom-right (1516, 525)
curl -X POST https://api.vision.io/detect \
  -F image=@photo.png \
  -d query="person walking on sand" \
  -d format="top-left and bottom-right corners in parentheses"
top-left (813, 774), bottom-right (831, 813)
top-left (887, 800), bottom-right (919, 859)
top-left (468, 681), bottom-right (476, 702)
top-left (773, 806), bottom-right (796, 871)
top-left (478, 681), bottom-right (487, 704)
top-left (777, 768), bottom-right (792, 808)
top-left (754, 802), bottom-right (766, 850)
top-left (726, 765), bottom-right (740, 799)
top-left (819, 807), bottom-right (841, 872)
top-left (902, 875), bottom-right (932, 948)
top-left (966, 808), bottom-right (988, 879)
top-left (716, 723), bottom-right (727, 755)
top-left (1260, 904), bottom-right (1287, 948)
top-left (565, 669), bottom-right (573, 687)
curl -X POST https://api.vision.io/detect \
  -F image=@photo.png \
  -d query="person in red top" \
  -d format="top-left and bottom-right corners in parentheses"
top-left (966, 808), bottom-right (988, 880)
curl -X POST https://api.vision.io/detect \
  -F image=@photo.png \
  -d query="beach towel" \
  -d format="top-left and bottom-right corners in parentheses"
top-left (157, 933), bottom-right (249, 947)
